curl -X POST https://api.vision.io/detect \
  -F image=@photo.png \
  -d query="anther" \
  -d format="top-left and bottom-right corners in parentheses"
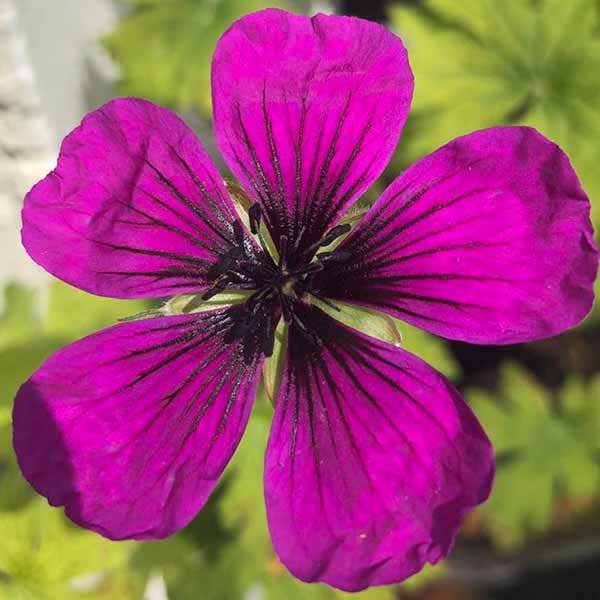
top-left (202, 276), bottom-right (229, 300)
top-left (315, 250), bottom-right (352, 263)
top-left (248, 203), bottom-right (262, 235)
top-left (246, 286), bottom-right (274, 313)
top-left (247, 202), bottom-right (273, 260)
top-left (319, 223), bottom-right (351, 248)
top-left (302, 222), bottom-right (352, 257)
top-left (208, 245), bottom-right (243, 279)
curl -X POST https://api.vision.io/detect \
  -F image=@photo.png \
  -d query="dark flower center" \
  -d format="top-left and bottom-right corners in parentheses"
top-left (204, 204), bottom-right (351, 363)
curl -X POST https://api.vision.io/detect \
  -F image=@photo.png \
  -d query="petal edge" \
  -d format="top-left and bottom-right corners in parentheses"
top-left (22, 98), bottom-right (247, 299)
top-left (13, 309), bottom-right (263, 540)
top-left (313, 126), bottom-right (599, 344)
top-left (264, 303), bottom-right (493, 591)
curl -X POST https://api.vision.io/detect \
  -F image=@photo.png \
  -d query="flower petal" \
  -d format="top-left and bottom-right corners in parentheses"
top-left (264, 303), bottom-right (493, 591)
top-left (312, 127), bottom-right (599, 344)
top-left (22, 98), bottom-right (249, 298)
top-left (13, 309), bottom-right (263, 540)
top-left (212, 9), bottom-right (413, 255)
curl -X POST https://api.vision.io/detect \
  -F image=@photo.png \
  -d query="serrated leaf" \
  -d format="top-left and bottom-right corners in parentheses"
top-left (388, 0), bottom-right (600, 229)
top-left (468, 363), bottom-right (600, 549)
top-left (561, 374), bottom-right (600, 453)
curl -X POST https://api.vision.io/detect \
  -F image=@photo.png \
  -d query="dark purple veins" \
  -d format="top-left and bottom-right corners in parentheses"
top-left (205, 204), bottom-right (352, 363)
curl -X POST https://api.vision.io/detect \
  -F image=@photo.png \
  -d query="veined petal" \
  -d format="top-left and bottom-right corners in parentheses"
top-left (13, 309), bottom-right (263, 540)
top-left (22, 98), bottom-right (250, 299)
top-left (313, 127), bottom-right (599, 344)
top-left (264, 303), bottom-right (493, 591)
top-left (212, 9), bottom-right (413, 257)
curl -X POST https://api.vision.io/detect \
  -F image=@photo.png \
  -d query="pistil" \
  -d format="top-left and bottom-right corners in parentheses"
top-left (204, 206), bottom-right (353, 361)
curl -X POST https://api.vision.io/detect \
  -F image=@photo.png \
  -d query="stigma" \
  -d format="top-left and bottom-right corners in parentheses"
top-left (203, 203), bottom-right (351, 362)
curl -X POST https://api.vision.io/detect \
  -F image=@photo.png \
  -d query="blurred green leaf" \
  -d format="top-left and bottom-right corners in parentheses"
top-left (105, 0), bottom-right (290, 115)
top-left (0, 281), bottom-right (150, 591)
top-left (468, 364), bottom-right (600, 549)
top-left (0, 285), bottom-right (42, 347)
top-left (0, 500), bottom-right (140, 600)
top-left (132, 392), bottom-right (433, 599)
top-left (0, 277), bottom-right (444, 596)
top-left (44, 282), bottom-right (149, 341)
top-left (398, 320), bottom-right (461, 380)
top-left (388, 0), bottom-right (600, 227)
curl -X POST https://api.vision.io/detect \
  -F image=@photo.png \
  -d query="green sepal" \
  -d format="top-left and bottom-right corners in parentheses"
top-left (262, 322), bottom-right (288, 404)
top-left (311, 299), bottom-right (460, 379)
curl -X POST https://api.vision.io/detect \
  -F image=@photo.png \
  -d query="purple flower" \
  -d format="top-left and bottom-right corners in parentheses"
top-left (13, 8), bottom-right (598, 592)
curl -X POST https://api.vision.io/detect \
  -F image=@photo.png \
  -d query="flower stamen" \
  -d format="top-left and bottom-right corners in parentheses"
top-left (204, 209), bottom-right (354, 361)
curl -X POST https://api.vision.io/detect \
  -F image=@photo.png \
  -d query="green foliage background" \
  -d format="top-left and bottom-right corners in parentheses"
top-left (385, 0), bottom-right (600, 558)
top-left (388, 0), bottom-right (600, 224)
top-left (1, 283), bottom-right (414, 599)
top-left (3, 0), bottom-right (600, 598)
top-left (104, 0), bottom-right (290, 115)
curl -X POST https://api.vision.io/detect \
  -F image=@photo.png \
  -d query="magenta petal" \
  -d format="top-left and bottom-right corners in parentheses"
top-left (13, 310), bottom-right (263, 540)
top-left (22, 98), bottom-right (246, 298)
top-left (264, 303), bottom-right (493, 591)
top-left (212, 9), bottom-right (413, 252)
top-left (313, 127), bottom-right (599, 344)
